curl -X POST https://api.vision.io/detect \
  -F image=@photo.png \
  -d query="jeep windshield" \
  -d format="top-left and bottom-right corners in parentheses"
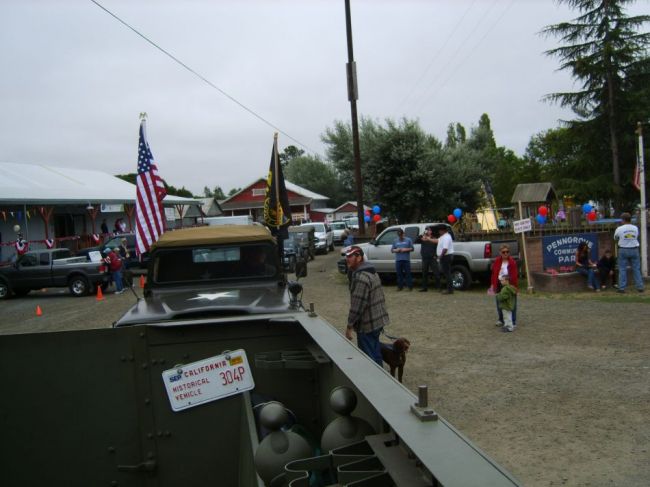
top-left (152, 242), bottom-right (279, 284)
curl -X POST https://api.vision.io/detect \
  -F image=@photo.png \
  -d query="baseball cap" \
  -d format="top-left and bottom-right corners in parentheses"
top-left (344, 245), bottom-right (364, 257)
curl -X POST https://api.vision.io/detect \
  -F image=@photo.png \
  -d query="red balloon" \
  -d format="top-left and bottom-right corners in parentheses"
top-left (538, 206), bottom-right (548, 217)
top-left (447, 214), bottom-right (456, 223)
top-left (372, 214), bottom-right (381, 222)
top-left (365, 209), bottom-right (371, 216)
top-left (587, 210), bottom-right (597, 221)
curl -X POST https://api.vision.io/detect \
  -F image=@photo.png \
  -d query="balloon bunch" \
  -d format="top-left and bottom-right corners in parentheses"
top-left (447, 208), bottom-right (462, 224)
top-left (536, 205), bottom-right (548, 225)
top-left (364, 205), bottom-right (382, 223)
top-left (582, 203), bottom-right (597, 222)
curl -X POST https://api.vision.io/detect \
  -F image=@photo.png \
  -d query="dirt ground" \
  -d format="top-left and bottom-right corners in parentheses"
top-left (1, 251), bottom-right (649, 486)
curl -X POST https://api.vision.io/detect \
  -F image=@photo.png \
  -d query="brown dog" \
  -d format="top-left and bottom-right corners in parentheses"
top-left (380, 338), bottom-right (411, 383)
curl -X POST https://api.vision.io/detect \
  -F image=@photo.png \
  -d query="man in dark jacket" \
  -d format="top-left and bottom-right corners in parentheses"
top-left (344, 246), bottom-right (390, 365)
top-left (419, 226), bottom-right (440, 292)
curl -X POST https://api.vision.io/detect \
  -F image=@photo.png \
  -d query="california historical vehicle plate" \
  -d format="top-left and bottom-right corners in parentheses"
top-left (162, 349), bottom-right (255, 412)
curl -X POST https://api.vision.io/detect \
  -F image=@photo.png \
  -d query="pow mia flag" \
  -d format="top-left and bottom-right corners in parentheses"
top-left (263, 133), bottom-right (291, 239)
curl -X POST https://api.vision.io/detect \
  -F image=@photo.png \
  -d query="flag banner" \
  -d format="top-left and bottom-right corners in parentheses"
top-left (135, 120), bottom-right (167, 256)
top-left (633, 160), bottom-right (641, 191)
top-left (15, 238), bottom-right (28, 255)
top-left (263, 134), bottom-right (291, 238)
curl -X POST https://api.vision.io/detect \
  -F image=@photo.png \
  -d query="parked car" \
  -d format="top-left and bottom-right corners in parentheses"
top-left (0, 248), bottom-right (109, 298)
top-left (288, 225), bottom-right (316, 261)
top-left (282, 234), bottom-right (307, 273)
top-left (331, 221), bottom-right (349, 245)
top-left (299, 222), bottom-right (333, 253)
top-left (77, 233), bottom-right (148, 271)
top-left (337, 222), bottom-right (518, 290)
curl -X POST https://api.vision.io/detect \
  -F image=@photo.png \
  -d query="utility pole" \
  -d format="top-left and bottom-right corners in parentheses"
top-left (636, 122), bottom-right (648, 277)
top-left (344, 0), bottom-right (365, 236)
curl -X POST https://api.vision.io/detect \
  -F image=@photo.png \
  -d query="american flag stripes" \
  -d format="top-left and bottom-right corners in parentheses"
top-left (135, 120), bottom-right (167, 256)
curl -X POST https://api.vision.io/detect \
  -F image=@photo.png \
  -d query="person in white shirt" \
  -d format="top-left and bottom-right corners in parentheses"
top-left (436, 226), bottom-right (454, 294)
top-left (613, 212), bottom-right (644, 293)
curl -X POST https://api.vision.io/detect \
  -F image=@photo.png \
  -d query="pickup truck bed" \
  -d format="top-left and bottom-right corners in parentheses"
top-left (0, 248), bottom-right (109, 298)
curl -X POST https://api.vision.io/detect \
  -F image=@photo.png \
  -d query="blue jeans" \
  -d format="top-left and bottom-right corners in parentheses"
top-left (112, 270), bottom-right (124, 292)
top-left (357, 328), bottom-right (383, 366)
top-left (496, 295), bottom-right (517, 325)
top-left (576, 267), bottom-right (600, 290)
top-left (617, 247), bottom-right (644, 291)
top-left (395, 260), bottom-right (413, 289)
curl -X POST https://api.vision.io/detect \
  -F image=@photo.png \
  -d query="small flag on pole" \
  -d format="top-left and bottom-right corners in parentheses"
top-left (135, 119), bottom-right (167, 256)
top-left (263, 133), bottom-right (291, 238)
top-left (633, 159), bottom-right (641, 191)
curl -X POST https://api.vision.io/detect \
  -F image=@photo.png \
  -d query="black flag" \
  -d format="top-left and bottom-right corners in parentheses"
top-left (263, 133), bottom-right (291, 238)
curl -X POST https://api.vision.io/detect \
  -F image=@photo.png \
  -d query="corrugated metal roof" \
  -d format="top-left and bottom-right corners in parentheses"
top-left (510, 182), bottom-right (556, 203)
top-left (0, 162), bottom-right (201, 206)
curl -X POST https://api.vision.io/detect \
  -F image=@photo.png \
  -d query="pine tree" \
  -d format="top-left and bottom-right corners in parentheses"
top-left (542, 0), bottom-right (650, 203)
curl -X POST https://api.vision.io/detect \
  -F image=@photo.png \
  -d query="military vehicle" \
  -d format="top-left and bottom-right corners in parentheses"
top-left (0, 225), bottom-right (519, 486)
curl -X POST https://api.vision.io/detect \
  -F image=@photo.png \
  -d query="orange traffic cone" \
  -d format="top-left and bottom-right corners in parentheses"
top-left (96, 285), bottom-right (105, 301)
top-left (36, 305), bottom-right (43, 316)
top-left (139, 275), bottom-right (146, 288)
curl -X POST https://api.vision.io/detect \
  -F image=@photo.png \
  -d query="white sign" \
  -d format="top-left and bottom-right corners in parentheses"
top-left (165, 207), bottom-right (176, 221)
top-left (513, 218), bottom-right (532, 234)
top-left (162, 349), bottom-right (255, 412)
top-left (101, 204), bottom-right (124, 213)
top-left (88, 250), bottom-right (102, 263)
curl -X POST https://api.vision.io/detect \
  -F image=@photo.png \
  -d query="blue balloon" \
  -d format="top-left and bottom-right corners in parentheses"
top-left (453, 208), bottom-right (462, 219)
top-left (372, 205), bottom-right (381, 214)
top-left (536, 214), bottom-right (547, 224)
top-left (364, 215), bottom-right (371, 223)
top-left (582, 203), bottom-right (592, 213)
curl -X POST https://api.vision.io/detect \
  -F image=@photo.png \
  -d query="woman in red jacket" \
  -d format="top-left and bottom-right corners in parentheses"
top-left (490, 244), bottom-right (518, 328)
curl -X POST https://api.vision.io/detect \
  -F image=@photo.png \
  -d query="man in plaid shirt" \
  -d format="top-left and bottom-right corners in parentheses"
top-left (344, 246), bottom-right (390, 365)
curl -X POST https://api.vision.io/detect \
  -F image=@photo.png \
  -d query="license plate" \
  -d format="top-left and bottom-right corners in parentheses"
top-left (162, 349), bottom-right (255, 412)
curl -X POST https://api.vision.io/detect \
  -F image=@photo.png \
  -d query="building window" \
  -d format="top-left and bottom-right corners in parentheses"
top-left (252, 188), bottom-right (266, 197)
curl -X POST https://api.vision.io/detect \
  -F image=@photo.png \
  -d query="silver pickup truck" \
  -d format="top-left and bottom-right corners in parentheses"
top-left (339, 223), bottom-right (518, 290)
top-left (0, 248), bottom-right (109, 298)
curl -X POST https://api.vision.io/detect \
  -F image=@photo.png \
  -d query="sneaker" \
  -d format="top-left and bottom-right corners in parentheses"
top-left (501, 327), bottom-right (513, 333)
top-left (637, 289), bottom-right (645, 293)
top-left (495, 320), bottom-right (504, 327)
top-left (616, 289), bottom-right (625, 294)
top-left (115, 289), bottom-right (124, 295)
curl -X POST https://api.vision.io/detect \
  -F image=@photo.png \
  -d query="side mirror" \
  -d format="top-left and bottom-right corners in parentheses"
top-left (370, 239), bottom-right (377, 245)
top-left (295, 259), bottom-right (308, 279)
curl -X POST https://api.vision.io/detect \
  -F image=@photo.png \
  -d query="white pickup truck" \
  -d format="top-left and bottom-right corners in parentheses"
top-left (338, 223), bottom-right (518, 290)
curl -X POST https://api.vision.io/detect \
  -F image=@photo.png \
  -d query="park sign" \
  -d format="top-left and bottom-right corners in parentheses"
top-left (513, 218), bottom-right (532, 234)
top-left (542, 233), bottom-right (598, 272)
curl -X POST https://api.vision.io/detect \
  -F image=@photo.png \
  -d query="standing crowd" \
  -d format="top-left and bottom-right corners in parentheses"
top-left (344, 212), bottom-right (645, 364)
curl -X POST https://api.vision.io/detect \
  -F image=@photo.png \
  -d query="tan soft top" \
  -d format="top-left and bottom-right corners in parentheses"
top-left (151, 225), bottom-right (275, 250)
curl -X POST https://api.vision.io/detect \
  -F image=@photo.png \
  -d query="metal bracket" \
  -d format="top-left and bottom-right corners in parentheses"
top-left (409, 385), bottom-right (438, 422)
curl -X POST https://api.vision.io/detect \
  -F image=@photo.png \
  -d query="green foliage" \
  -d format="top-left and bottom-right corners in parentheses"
top-left (542, 0), bottom-right (650, 203)
top-left (203, 186), bottom-right (226, 199)
top-left (228, 187), bottom-right (241, 197)
top-left (279, 145), bottom-right (305, 168)
top-left (284, 155), bottom-right (348, 206)
top-left (116, 173), bottom-right (136, 185)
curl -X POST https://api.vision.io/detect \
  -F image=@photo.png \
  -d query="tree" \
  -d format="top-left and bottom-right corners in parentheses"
top-left (284, 155), bottom-right (348, 206)
top-left (203, 186), bottom-right (226, 199)
top-left (279, 145), bottom-right (305, 168)
top-left (542, 1), bottom-right (650, 204)
top-left (227, 187), bottom-right (241, 197)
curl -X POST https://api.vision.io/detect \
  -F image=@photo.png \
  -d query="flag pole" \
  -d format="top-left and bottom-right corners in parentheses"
top-left (274, 133), bottom-right (280, 229)
top-left (636, 122), bottom-right (647, 277)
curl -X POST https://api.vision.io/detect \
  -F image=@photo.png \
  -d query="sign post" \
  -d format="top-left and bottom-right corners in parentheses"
top-left (516, 202), bottom-right (534, 293)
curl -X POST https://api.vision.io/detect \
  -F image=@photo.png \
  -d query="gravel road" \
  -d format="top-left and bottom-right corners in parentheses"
top-left (2, 250), bottom-right (649, 486)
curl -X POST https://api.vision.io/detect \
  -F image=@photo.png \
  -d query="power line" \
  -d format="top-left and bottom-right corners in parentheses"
top-left (396, 0), bottom-right (478, 113)
top-left (408, 0), bottom-right (501, 116)
top-left (89, 0), bottom-right (321, 155)
top-left (417, 0), bottom-right (516, 114)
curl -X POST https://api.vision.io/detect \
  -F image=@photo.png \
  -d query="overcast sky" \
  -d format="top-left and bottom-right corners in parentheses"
top-left (1, 0), bottom-right (648, 196)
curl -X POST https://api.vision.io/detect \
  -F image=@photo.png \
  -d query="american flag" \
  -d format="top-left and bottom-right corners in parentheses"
top-left (135, 120), bottom-right (167, 255)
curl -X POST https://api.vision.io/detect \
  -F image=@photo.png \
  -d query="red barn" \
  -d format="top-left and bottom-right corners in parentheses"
top-left (220, 179), bottom-right (330, 223)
